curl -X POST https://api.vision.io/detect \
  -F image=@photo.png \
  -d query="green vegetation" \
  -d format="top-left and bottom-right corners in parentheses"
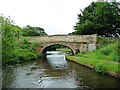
top-left (16, 37), bottom-right (39, 61)
top-left (71, 2), bottom-right (120, 37)
top-left (56, 48), bottom-right (72, 54)
top-left (67, 1), bottom-right (120, 77)
top-left (57, 48), bottom-right (70, 52)
top-left (46, 44), bottom-right (71, 53)
top-left (66, 37), bottom-right (119, 77)
top-left (66, 56), bottom-right (119, 76)
top-left (76, 41), bottom-right (119, 62)
top-left (22, 25), bottom-right (47, 36)
top-left (95, 63), bottom-right (107, 74)
top-left (97, 36), bottom-right (118, 48)
top-left (0, 15), bottom-right (45, 65)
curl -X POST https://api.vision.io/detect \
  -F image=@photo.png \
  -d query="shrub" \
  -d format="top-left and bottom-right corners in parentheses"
top-left (95, 63), bottom-right (107, 74)
top-left (17, 49), bottom-right (37, 61)
top-left (17, 37), bottom-right (39, 62)
top-left (101, 49), bottom-right (111, 55)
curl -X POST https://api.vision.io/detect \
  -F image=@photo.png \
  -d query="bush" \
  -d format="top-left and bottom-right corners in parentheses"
top-left (97, 36), bottom-right (117, 49)
top-left (17, 37), bottom-right (39, 62)
top-left (1, 15), bottom-right (40, 65)
top-left (101, 49), bottom-right (111, 55)
top-left (17, 49), bottom-right (37, 61)
top-left (76, 40), bottom-right (119, 62)
top-left (95, 63), bottom-right (107, 74)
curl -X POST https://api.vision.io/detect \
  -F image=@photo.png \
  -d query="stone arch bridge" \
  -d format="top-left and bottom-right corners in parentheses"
top-left (29, 35), bottom-right (97, 54)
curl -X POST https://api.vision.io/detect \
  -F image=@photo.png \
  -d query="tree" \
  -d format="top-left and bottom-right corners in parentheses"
top-left (22, 25), bottom-right (47, 36)
top-left (0, 15), bottom-right (20, 63)
top-left (0, 15), bottom-right (39, 65)
top-left (73, 2), bottom-right (120, 37)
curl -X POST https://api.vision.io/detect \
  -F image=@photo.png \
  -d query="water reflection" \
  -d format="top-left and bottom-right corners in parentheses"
top-left (46, 51), bottom-right (68, 70)
top-left (40, 51), bottom-right (78, 88)
top-left (2, 51), bottom-right (120, 88)
top-left (2, 66), bottom-right (15, 88)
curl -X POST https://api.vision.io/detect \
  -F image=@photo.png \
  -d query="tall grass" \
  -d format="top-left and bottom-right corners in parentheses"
top-left (66, 56), bottom-right (119, 75)
top-left (76, 40), bottom-right (119, 62)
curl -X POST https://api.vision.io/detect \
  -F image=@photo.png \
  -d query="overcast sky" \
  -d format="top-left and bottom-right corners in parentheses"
top-left (0, 0), bottom-right (119, 35)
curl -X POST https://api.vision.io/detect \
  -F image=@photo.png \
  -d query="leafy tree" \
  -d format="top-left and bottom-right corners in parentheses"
top-left (0, 15), bottom-right (20, 63)
top-left (22, 25), bottom-right (47, 36)
top-left (73, 2), bottom-right (120, 37)
top-left (0, 15), bottom-right (40, 65)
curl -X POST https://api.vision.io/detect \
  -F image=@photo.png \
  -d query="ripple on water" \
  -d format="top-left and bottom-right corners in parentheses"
top-left (2, 51), bottom-right (120, 88)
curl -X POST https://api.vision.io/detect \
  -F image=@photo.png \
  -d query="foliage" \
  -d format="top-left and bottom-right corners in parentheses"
top-left (22, 25), bottom-right (47, 36)
top-left (56, 48), bottom-right (71, 52)
top-left (66, 56), bottom-right (119, 75)
top-left (118, 39), bottom-right (120, 62)
top-left (76, 41), bottom-right (119, 62)
top-left (73, 2), bottom-right (120, 37)
top-left (56, 48), bottom-right (72, 55)
top-left (0, 15), bottom-right (20, 64)
top-left (17, 37), bottom-right (39, 61)
top-left (74, 20), bottom-right (95, 35)
top-left (45, 44), bottom-right (68, 51)
top-left (97, 36), bottom-right (117, 48)
top-left (100, 48), bottom-right (111, 55)
top-left (0, 15), bottom-right (40, 65)
top-left (95, 63), bottom-right (107, 74)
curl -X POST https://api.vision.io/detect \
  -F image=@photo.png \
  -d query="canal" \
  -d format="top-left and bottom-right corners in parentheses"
top-left (2, 51), bottom-right (119, 89)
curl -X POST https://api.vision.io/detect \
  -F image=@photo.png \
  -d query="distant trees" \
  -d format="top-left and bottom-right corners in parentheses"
top-left (73, 2), bottom-right (120, 37)
top-left (22, 25), bottom-right (47, 36)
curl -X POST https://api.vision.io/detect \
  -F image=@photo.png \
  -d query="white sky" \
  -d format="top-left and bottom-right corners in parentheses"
top-left (0, 0), bottom-right (119, 35)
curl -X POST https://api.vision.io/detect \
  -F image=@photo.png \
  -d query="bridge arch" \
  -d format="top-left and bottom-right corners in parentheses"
top-left (41, 43), bottom-right (74, 55)
top-left (30, 35), bottom-right (97, 54)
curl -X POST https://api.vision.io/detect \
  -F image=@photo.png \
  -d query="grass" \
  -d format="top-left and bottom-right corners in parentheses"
top-left (76, 41), bottom-right (119, 62)
top-left (66, 56), bottom-right (119, 76)
top-left (66, 39), bottom-right (120, 77)
top-left (56, 48), bottom-right (71, 52)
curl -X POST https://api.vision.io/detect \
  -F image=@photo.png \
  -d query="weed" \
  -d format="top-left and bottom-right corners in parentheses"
top-left (95, 63), bottom-right (107, 74)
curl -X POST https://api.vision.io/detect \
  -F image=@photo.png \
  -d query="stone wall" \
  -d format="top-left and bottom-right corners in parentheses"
top-left (30, 35), bottom-right (97, 54)
top-left (30, 35), bottom-right (97, 43)
top-left (39, 42), bottom-right (88, 54)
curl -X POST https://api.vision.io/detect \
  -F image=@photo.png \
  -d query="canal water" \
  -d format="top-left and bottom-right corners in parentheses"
top-left (2, 51), bottom-right (119, 89)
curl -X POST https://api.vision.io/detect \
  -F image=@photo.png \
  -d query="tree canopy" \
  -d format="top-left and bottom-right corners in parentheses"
top-left (22, 25), bottom-right (47, 36)
top-left (1, 15), bottom-right (21, 63)
top-left (73, 2), bottom-right (120, 37)
top-left (0, 15), bottom-right (44, 64)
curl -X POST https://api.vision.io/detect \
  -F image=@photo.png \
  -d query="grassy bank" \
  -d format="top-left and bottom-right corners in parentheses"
top-left (76, 40), bottom-right (119, 62)
top-left (66, 56), bottom-right (120, 78)
top-left (56, 48), bottom-right (71, 53)
top-left (66, 40), bottom-right (120, 78)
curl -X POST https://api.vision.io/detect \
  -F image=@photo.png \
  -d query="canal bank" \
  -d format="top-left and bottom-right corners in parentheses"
top-left (66, 56), bottom-right (120, 78)
top-left (2, 51), bottom-right (120, 88)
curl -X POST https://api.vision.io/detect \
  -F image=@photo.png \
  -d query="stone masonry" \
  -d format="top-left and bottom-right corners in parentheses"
top-left (29, 35), bottom-right (97, 54)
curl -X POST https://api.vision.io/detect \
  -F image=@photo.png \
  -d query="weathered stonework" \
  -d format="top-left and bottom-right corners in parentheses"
top-left (29, 35), bottom-right (97, 54)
